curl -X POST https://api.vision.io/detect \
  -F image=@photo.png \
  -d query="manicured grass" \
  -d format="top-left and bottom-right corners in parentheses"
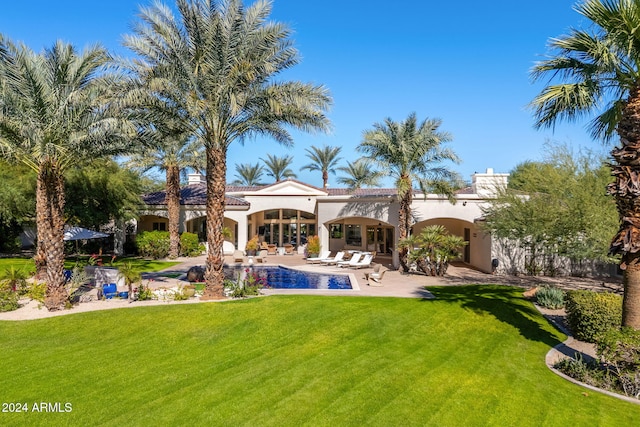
top-left (0, 257), bottom-right (179, 275)
top-left (1, 286), bottom-right (638, 426)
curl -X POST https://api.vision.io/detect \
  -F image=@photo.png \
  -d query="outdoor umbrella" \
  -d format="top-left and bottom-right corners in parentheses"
top-left (63, 226), bottom-right (109, 241)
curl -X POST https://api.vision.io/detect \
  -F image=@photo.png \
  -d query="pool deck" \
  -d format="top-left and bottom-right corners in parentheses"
top-left (144, 253), bottom-right (483, 299)
top-left (146, 252), bottom-right (624, 299)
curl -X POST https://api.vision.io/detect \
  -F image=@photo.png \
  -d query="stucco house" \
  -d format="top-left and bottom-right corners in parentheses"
top-left (137, 168), bottom-right (509, 272)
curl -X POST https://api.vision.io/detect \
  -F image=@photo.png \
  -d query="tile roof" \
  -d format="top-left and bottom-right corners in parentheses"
top-left (143, 182), bottom-right (474, 206)
top-left (142, 184), bottom-right (250, 206)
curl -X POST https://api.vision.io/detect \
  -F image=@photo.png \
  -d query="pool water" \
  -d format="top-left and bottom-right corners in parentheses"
top-left (224, 265), bottom-right (352, 289)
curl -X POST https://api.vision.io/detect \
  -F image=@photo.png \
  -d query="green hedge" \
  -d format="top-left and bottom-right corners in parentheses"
top-left (565, 290), bottom-right (622, 343)
top-left (136, 231), bottom-right (170, 259)
top-left (180, 232), bottom-right (204, 257)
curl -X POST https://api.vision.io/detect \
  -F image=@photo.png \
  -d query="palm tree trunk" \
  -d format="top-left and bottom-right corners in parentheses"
top-left (201, 146), bottom-right (226, 300)
top-left (398, 176), bottom-right (413, 272)
top-left (166, 165), bottom-right (181, 259)
top-left (38, 163), bottom-right (68, 311)
top-left (609, 86), bottom-right (640, 329)
top-left (322, 170), bottom-right (328, 189)
top-left (35, 176), bottom-right (48, 280)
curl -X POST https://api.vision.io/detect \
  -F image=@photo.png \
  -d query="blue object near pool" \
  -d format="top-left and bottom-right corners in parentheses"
top-left (225, 265), bottom-right (352, 289)
top-left (102, 283), bottom-right (117, 299)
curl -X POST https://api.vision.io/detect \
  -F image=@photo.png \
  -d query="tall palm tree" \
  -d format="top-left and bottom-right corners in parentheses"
top-left (358, 112), bottom-right (461, 272)
top-left (301, 145), bottom-right (342, 189)
top-left (336, 158), bottom-right (384, 189)
top-left (232, 162), bottom-right (265, 186)
top-left (261, 153), bottom-right (297, 182)
top-left (127, 130), bottom-right (203, 259)
top-left (124, 0), bottom-right (331, 299)
top-left (0, 37), bottom-right (132, 310)
top-left (530, 0), bottom-right (640, 328)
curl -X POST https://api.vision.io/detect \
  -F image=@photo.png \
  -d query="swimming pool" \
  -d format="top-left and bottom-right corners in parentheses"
top-left (224, 265), bottom-right (353, 289)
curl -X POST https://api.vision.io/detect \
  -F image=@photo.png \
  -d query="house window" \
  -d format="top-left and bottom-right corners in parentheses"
top-left (330, 223), bottom-right (343, 239)
top-left (345, 224), bottom-right (362, 246)
top-left (153, 222), bottom-right (166, 231)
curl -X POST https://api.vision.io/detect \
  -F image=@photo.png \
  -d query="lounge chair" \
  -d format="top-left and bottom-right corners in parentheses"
top-left (267, 244), bottom-right (277, 255)
top-left (320, 251), bottom-right (345, 265)
top-left (348, 254), bottom-right (373, 269)
top-left (256, 250), bottom-right (268, 263)
top-left (283, 243), bottom-right (295, 255)
top-left (306, 250), bottom-right (332, 264)
top-left (260, 241), bottom-right (269, 251)
top-left (337, 253), bottom-right (362, 268)
top-left (233, 250), bottom-right (244, 263)
top-left (365, 265), bottom-right (388, 286)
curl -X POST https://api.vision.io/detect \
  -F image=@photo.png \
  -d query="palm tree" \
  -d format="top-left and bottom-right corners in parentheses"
top-left (232, 162), bottom-right (265, 186)
top-left (124, 0), bottom-right (331, 299)
top-left (301, 145), bottom-right (342, 188)
top-left (261, 153), bottom-right (297, 182)
top-left (127, 130), bottom-right (203, 259)
top-left (358, 112), bottom-right (461, 272)
top-left (0, 37), bottom-right (132, 310)
top-left (529, 0), bottom-right (640, 329)
top-left (336, 158), bottom-right (384, 189)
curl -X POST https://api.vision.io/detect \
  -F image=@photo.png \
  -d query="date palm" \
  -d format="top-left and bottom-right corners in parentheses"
top-left (358, 113), bottom-right (461, 272)
top-left (124, 0), bottom-right (331, 299)
top-left (0, 37), bottom-right (132, 310)
top-left (127, 129), bottom-right (203, 259)
top-left (232, 162), bottom-right (265, 186)
top-left (261, 153), bottom-right (297, 182)
top-left (530, 0), bottom-right (640, 328)
top-left (336, 158), bottom-right (384, 189)
top-left (301, 145), bottom-right (342, 188)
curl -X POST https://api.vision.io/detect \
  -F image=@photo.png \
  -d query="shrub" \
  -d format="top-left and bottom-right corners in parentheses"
top-left (224, 268), bottom-right (267, 298)
top-left (136, 231), bottom-right (170, 259)
top-left (535, 285), bottom-right (565, 309)
top-left (27, 282), bottom-right (46, 303)
top-left (180, 232), bottom-right (204, 257)
top-left (565, 290), bottom-right (622, 343)
top-left (306, 235), bottom-right (320, 256)
top-left (597, 328), bottom-right (640, 398)
top-left (0, 282), bottom-right (19, 312)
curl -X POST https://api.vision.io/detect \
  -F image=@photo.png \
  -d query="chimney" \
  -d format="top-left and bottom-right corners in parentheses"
top-left (188, 173), bottom-right (206, 185)
top-left (471, 168), bottom-right (508, 197)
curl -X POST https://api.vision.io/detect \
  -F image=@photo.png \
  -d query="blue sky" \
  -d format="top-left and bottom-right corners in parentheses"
top-left (0, 0), bottom-right (607, 187)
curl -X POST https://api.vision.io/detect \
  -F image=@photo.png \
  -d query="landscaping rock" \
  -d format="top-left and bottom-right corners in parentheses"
top-left (186, 266), bottom-right (205, 282)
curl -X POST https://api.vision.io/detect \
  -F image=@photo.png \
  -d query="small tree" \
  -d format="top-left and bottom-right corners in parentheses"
top-left (398, 225), bottom-right (466, 276)
top-left (118, 262), bottom-right (141, 300)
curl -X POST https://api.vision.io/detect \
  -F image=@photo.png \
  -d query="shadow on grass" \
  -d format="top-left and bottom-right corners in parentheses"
top-left (425, 284), bottom-right (564, 348)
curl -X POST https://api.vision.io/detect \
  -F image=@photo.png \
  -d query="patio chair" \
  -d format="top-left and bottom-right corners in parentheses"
top-left (366, 265), bottom-right (388, 287)
top-left (256, 250), bottom-right (268, 263)
top-left (348, 254), bottom-right (373, 269)
top-left (320, 251), bottom-right (345, 265)
top-left (233, 250), bottom-right (244, 263)
top-left (306, 250), bottom-right (332, 264)
top-left (267, 244), bottom-right (277, 255)
top-left (260, 241), bottom-right (269, 251)
top-left (337, 253), bottom-right (362, 268)
top-left (283, 243), bottom-right (295, 255)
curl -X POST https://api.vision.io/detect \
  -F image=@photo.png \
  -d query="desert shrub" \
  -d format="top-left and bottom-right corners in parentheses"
top-left (535, 285), bottom-right (565, 309)
top-left (224, 269), bottom-right (267, 298)
top-left (26, 282), bottom-right (46, 302)
top-left (180, 232), bottom-right (204, 257)
top-left (0, 282), bottom-right (19, 312)
top-left (597, 328), bottom-right (640, 398)
top-left (565, 290), bottom-right (622, 343)
top-left (136, 231), bottom-right (170, 259)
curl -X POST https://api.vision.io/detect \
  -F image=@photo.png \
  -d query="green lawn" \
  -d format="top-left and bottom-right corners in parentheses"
top-left (0, 257), bottom-right (180, 275)
top-left (1, 286), bottom-right (638, 426)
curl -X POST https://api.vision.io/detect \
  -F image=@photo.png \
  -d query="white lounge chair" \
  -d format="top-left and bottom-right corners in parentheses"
top-left (320, 251), bottom-right (345, 265)
top-left (348, 254), bottom-right (373, 269)
top-left (306, 250), bottom-right (332, 264)
top-left (233, 250), bottom-right (244, 263)
top-left (337, 253), bottom-right (362, 268)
